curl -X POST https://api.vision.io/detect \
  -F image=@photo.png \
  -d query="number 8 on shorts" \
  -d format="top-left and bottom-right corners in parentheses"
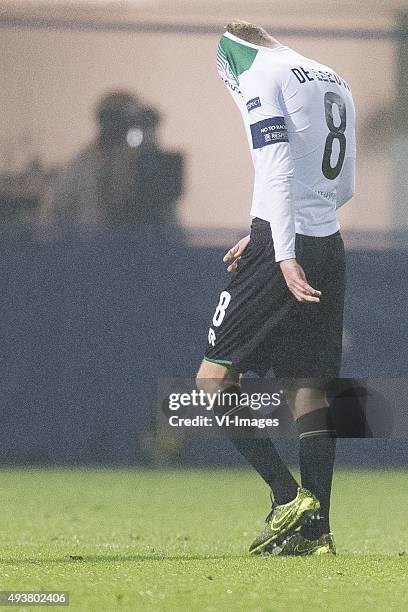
top-left (212, 291), bottom-right (231, 327)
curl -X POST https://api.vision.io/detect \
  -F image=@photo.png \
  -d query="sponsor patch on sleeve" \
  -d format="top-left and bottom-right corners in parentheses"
top-left (246, 96), bottom-right (261, 112)
top-left (250, 117), bottom-right (289, 149)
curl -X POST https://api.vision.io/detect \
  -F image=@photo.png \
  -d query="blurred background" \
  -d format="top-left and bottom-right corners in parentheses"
top-left (0, 0), bottom-right (407, 467)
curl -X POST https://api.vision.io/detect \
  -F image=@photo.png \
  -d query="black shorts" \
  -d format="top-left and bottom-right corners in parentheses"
top-left (204, 218), bottom-right (345, 378)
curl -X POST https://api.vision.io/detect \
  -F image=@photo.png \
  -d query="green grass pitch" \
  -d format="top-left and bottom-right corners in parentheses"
top-left (0, 468), bottom-right (407, 611)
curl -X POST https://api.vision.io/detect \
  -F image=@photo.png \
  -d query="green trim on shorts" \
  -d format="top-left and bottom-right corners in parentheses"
top-left (204, 356), bottom-right (233, 366)
top-left (203, 357), bottom-right (240, 378)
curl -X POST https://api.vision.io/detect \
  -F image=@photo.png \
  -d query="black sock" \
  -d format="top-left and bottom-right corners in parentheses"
top-left (296, 406), bottom-right (336, 538)
top-left (328, 380), bottom-right (372, 437)
top-left (213, 385), bottom-right (298, 505)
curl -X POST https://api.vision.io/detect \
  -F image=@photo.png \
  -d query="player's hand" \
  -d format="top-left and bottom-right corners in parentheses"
top-left (223, 235), bottom-right (250, 272)
top-left (279, 258), bottom-right (321, 303)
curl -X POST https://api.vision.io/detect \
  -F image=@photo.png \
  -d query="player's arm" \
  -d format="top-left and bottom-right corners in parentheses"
top-left (241, 71), bottom-right (320, 302)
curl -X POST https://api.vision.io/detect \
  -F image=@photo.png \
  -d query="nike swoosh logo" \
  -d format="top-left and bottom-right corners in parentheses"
top-left (294, 541), bottom-right (329, 555)
top-left (293, 543), bottom-right (310, 554)
top-left (270, 505), bottom-right (298, 531)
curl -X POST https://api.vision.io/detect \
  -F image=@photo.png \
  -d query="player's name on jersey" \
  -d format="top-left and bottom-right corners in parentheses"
top-left (291, 66), bottom-right (350, 90)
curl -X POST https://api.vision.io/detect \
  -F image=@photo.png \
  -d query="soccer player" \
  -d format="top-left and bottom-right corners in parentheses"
top-left (196, 20), bottom-right (356, 556)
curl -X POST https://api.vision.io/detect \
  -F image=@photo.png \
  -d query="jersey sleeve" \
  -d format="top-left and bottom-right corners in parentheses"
top-left (240, 69), bottom-right (295, 262)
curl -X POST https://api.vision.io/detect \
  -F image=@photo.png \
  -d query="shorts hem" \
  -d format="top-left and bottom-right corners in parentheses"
top-left (204, 356), bottom-right (233, 366)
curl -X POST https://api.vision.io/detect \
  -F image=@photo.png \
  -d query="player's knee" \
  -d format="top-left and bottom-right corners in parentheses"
top-left (196, 360), bottom-right (238, 395)
top-left (285, 385), bottom-right (328, 419)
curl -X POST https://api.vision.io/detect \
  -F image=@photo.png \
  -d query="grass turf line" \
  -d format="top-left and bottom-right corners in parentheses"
top-left (0, 469), bottom-right (406, 611)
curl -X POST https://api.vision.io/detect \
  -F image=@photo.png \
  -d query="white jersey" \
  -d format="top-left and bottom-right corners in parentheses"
top-left (217, 31), bottom-right (356, 261)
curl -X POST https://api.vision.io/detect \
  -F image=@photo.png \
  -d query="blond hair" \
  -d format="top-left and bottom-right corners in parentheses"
top-left (225, 20), bottom-right (275, 46)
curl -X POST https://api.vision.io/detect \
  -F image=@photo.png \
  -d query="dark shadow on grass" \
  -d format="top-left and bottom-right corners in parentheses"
top-left (0, 553), bottom-right (246, 564)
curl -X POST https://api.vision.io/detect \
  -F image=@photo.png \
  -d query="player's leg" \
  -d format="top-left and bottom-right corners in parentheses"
top-left (265, 384), bottom-right (337, 556)
top-left (196, 358), bottom-right (299, 505)
top-left (250, 238), bottom-right (343, 555)
top-left (258, 383), bottom-right (337, 557)
top-left (287, 385), bottom-right (336, 543)
top-left (249, 383), bottom-right (332, 555)
top-left (272, 232), bottom-right (344, 555)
